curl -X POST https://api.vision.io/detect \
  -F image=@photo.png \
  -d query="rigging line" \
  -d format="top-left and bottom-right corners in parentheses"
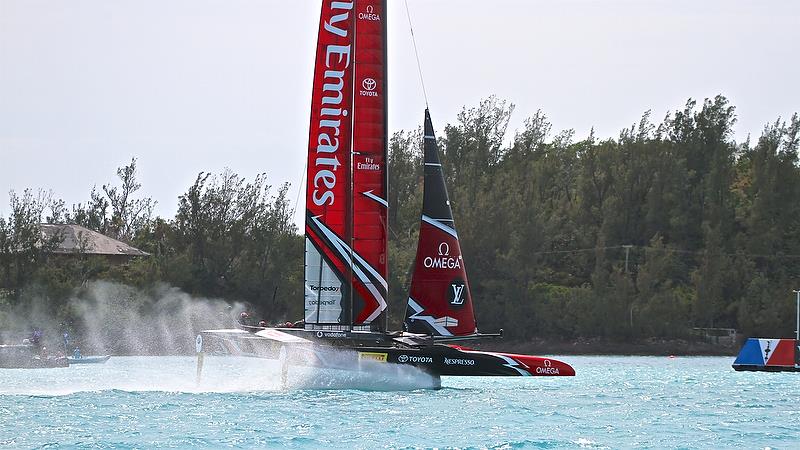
top-left (292, 160), bottom-right (307, 218)
top-left (531, 246), bottom-right (623, 255)
top-left (404, 0), bottom-right (429, 108)
top-left (532, 244), bottom-right (800, 260)
top-left (643, 247), bottom-right (800, 259)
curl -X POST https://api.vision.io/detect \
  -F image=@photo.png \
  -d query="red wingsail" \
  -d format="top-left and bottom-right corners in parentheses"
top-left (304, 0), bottom-right (356, 326)
top-left (404, 109), bottom-right (478, 337)
top-left (351, 0), bottom-right (389, 325)
top-left (305, 0), bottom-right (387, 328)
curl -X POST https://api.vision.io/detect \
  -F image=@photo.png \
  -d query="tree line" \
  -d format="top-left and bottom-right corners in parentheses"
top-left (1, 95), bottom-right (799, 343)
top-left (388, 95), bottom-right (800, 341)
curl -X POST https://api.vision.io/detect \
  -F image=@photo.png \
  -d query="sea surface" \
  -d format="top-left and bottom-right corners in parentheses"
top-left (0, 355), bottom-right (798, 449)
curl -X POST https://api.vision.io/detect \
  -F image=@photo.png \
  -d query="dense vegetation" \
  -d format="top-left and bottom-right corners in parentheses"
top-left (2, 95), bottom-right (799, 345)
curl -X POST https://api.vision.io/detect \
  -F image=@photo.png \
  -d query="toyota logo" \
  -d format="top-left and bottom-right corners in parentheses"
top-left (397, 354), bottom-right (409, 363)
top-left (362, 78), bottom-right (376, 91)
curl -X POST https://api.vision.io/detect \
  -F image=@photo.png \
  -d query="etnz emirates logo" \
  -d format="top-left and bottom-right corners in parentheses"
top-left (312, 1), bottom-right (353, 207)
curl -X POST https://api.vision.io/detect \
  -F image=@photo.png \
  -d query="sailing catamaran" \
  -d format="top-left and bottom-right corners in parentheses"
top-left (197, 0), bottom-right (574, 381)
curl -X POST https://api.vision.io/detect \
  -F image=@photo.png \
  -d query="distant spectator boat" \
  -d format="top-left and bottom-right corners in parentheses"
top-left (733, 338), bottom-right (800, 372)
top-left (0, 344), bottom-right (69, 369)
top-left (733, 291), bottom-right (800, 372)
top-left (67, 355), bottom-right (111, 365)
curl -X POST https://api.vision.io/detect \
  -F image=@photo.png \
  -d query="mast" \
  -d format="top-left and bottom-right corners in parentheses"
top-left (381, 0), bottom-right (388, 332)
top-left (347, 5), bottom-right (357, 331)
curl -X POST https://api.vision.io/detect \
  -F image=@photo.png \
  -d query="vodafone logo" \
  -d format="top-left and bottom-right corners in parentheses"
top-left (316, 331), bottom-right (347, 339)
top-left (359, 78), bottom-right (378, 97)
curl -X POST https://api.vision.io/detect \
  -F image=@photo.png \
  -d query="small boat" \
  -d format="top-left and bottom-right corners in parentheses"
top-left (67, 355), bottom-right (111, 365)
top-left (0, 344), bottom-right (69, 369)
top-left (199, 0), bottom-right (574, 383)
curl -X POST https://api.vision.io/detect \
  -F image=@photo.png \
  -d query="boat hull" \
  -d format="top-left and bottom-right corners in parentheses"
top-left (351, 345), bottom-right (575, 377)
top-left (199, 328), bottom-right (575, 377)
top-left (68, 355), bottom-right (111, 365)
top-left (0, 344), bottom-right (69, 369)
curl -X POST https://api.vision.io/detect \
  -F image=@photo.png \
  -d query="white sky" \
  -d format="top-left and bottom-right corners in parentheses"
top-left (1, 0), bottom-right (798, 227)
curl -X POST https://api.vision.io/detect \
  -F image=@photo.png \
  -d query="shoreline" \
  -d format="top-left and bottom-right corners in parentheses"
top-left (474, 337), bottom-right (739, 357)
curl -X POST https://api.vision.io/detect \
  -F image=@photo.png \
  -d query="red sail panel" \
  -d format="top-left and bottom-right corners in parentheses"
top-left (404, 110), bottom-right (478, 336)
top-left (304, 0), bottom-right (356, 325)
top-left (766, 339), bottom-right (796, 367)
top-left (350, 0), bottom-right (388, 325)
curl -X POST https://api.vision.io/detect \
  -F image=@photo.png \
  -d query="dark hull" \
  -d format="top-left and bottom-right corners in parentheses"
top-left (349, 345), bottom-right (574, 377)
top-left (200, 328), bottom-right (575, 377)
top-left (68, 355), bottom-right (111, 365)
top-left (733, 364), bottom-right (800, 372)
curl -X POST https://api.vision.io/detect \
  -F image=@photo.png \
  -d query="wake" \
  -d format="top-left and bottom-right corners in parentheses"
top-left (0, 354), bottom-right (440, 396)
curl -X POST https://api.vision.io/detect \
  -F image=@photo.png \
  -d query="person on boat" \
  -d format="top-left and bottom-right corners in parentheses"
top-left (29, 328), bottom-right (42, 347)
top-left (292, 320), bottom-right (304, 328)
top-left (238, 312), bottom-right (251, 327)
top-left (73, 347), bottom-right (82, 359)
top-left (258, 320), bottom-right (268, 328)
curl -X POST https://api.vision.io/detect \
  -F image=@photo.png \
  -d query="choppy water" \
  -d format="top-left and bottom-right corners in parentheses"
top-left (1, 355), bottom-right (798, 448)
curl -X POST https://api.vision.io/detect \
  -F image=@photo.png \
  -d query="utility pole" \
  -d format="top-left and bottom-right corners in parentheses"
top-left (793, 289), bottom-right (800, 341)
top-left (622, 245), bottom-right (634, 273)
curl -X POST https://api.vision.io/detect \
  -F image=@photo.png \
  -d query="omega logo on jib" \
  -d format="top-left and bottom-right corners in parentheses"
top-left (423, 242), bottom-right (462, 269)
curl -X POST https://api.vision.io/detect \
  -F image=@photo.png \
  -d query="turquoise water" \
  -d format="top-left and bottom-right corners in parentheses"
top-left (1, 355), bottom-right (798, 448)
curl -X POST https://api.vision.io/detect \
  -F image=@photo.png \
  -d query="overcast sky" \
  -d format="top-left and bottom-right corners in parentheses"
top-left (1, 0), bottom-right (798, 227)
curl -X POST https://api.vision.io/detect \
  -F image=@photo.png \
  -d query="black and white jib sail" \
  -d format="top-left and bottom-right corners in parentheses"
top-left (404, 109), bottom-right (478, 337)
